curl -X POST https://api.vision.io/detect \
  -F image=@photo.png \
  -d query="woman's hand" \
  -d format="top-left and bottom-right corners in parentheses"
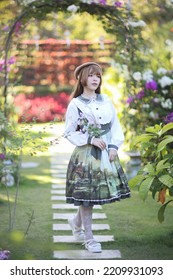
top-left (109, 149), bottom-right (117, 162)
top-left (92, 138), bottom-right (106, 151)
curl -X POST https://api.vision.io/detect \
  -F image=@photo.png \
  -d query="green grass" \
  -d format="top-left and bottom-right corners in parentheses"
top-left (0, 123), bottom-right (173, 260)
top-left (0, 154), bottom-right (53, 260)
top-left (102, 191), bottom-right (173, 259)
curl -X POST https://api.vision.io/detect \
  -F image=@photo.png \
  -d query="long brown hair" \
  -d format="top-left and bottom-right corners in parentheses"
top-left (71, 64), bottom-right (102, 99)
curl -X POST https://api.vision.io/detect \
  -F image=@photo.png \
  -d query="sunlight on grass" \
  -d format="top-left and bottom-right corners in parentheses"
top-left (10, 230), bottom-right (25, 243)
top-left (0, 193), bottom-right (14, 202)
top-left (23, 174), bottom-right (52, 183)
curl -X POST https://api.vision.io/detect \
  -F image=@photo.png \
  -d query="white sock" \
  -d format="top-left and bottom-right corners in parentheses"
top-left (79, 205), bottom-right (93, 241)
top-left (73, 207), bottom-right (82, 228)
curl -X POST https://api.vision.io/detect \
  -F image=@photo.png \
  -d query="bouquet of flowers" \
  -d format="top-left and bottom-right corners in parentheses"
top-left (77, 112), bottom-right (104, 138)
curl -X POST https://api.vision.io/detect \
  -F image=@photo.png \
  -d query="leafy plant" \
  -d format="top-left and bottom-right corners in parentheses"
top-left (128, 122), bottom-right (173, 223)
top-left (0, 111), bottom-right (58, 231)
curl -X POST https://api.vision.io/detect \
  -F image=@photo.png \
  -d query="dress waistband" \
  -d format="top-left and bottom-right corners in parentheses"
top-left (91, 122), bottom-right (111, 160)
top-left (100, 122), bottom-right (111, 136)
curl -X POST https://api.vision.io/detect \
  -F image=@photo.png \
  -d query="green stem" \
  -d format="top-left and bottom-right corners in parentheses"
top-left (5, 185), bottom-right (12, 231)
top-left (11, 149), bottom-right (22, 230)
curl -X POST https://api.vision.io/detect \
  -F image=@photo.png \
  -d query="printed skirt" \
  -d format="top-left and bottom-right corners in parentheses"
top-left (66, 144), bottom-right (131, 206)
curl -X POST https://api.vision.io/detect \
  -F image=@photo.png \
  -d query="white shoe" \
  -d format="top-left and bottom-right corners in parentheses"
top-left (68, 218), bottom-right (85, 241)
top-left (84, 239), bottom-right (102, 253)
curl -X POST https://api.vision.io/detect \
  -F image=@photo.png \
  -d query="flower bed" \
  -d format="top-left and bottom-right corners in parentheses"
top-left (14, 92), bottom-right (70, 123)
top-left (122, 67), bottom-right (173, 140)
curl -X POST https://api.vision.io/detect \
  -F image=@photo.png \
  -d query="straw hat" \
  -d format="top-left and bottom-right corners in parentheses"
top-left (74, 62), bottom-right (102, 79)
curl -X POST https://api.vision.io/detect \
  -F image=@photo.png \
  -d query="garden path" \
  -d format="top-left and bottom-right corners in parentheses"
top-left (49, 123), bottom-right (121, 259)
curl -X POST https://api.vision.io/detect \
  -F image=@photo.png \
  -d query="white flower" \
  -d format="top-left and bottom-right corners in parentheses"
top-left (162, 89), bottom-right (168, 95)
top-left (128, 20), bottom-right (146, 28)
top-left (157, 67), bottom-right (167, 75)
top-left (142, 70), bottom-right (153, 81)
top-left (166, 0), bottom-right (173, 6)
top-left (142, 104), bottom-right (150, 109)
top-left (149, 111), bottom-right (159, 119)
top-left (22, 0), bottom-right (36, 5)
top-left (0, 124), bottom-right (4, 131)
top-left (161, 98), bottom-right (172, 109)
top-left (132, 72), bottom-right (142, 81)
top-left (165, 39), bottom-right (173, 46)
top-left (122, 65), bottom-right (130, 80)
top-left (1, 173), bottom-right (15, 187)
top-left (67, 5), bottom-right (79, 13)
top-left (153, 97), bottom-right (160, 103)
top-left (159, 76), bottom-right (173, 88)
top-left (81, 0), bottom-right (93, 3)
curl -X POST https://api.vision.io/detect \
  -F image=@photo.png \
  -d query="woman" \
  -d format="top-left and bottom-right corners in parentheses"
top-left (64, 62), bottom-right (130, 253)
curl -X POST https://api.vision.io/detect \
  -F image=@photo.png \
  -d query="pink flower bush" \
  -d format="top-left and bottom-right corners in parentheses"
top-left (14, 92), bottom-right (70, 123)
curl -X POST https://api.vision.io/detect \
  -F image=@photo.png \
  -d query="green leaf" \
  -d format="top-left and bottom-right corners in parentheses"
top-left (132, 134), bottom-right (154, 147)
top-left (158, 200), bottom-right (173, 223)
top-left (160, 123), bottom-right (173, 135)
top-left (157, 136), bottom-right (173, 152)
top-left (156, 159), bottom-right (170, 173)
top-left (139, 176), bottom-right (155, 201)
top-left (143, 163), bottom-right (155, 174)
top-left (128, 175), bottom-right (144, 188)
top-left (158, 174), bottom-right (173, 188)
top-left (146, 125), bottom-right (161, 134)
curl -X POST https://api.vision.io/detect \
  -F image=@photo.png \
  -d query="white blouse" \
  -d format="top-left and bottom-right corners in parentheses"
top-left (64, 93), bottom-right (124, 150)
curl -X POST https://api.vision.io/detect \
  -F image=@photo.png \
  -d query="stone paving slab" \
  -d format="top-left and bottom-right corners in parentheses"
top-left (50, 159), bottom-right (70, 165)
top-left (53, 235), bottom-right (114, 243)
top-left (52, 203), bottom-right (102, 210)
top-left (51, 190), bottom-right (65, 194)
top-left (51, 196), bottom-right (66, 201)
top-left (53, 250), bottom-right (121, 259)
top-left (21, 162), bottom-right (39, 168)
top-left (50, 164), bottom-right (67, 169)
top-left (51, 166), bottom-right (67, 174)
top-left (52, 184), bottom-right (65, 189)
top-left (53, 213), bottom-right (107, 220)
top-left (52, 174), bottom-right (66, 179)
top-left (52, 179), bottom-right (66, 185)
top-left (53, 224), bottom-right (110, 231)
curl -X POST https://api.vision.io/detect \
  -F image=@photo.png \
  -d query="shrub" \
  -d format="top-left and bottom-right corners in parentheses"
top-left (128, 123), bottom-right (173, 223)
top-left (14, 92), bottom-right (70, 122)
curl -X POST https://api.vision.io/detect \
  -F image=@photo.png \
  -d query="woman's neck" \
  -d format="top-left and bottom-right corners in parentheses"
top-left (81, 90), bottom-right (96, 98)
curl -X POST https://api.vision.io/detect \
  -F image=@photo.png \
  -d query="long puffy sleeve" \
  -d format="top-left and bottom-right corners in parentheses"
top-left (108, 102), bottom-right (125, 150)
top-left (63, 100), bottom-right (89, 146)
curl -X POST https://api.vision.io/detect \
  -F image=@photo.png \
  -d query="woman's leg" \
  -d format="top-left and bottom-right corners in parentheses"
top-left (80, 205), bottom-right (102, 252)
top-left (68, 207), bottom-right (84, 241)
top-left (73, 207), bottom-right (82, 228)
top-left (79, 205), bottom-right (93, 241)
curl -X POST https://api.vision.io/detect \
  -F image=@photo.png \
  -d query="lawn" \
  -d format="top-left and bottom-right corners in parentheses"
top-left (0, 123), bottom-right (173, 260)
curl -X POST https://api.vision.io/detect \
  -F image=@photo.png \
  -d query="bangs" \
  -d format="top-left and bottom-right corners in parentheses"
top-left (88, 65), bottom-right (102, 76)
